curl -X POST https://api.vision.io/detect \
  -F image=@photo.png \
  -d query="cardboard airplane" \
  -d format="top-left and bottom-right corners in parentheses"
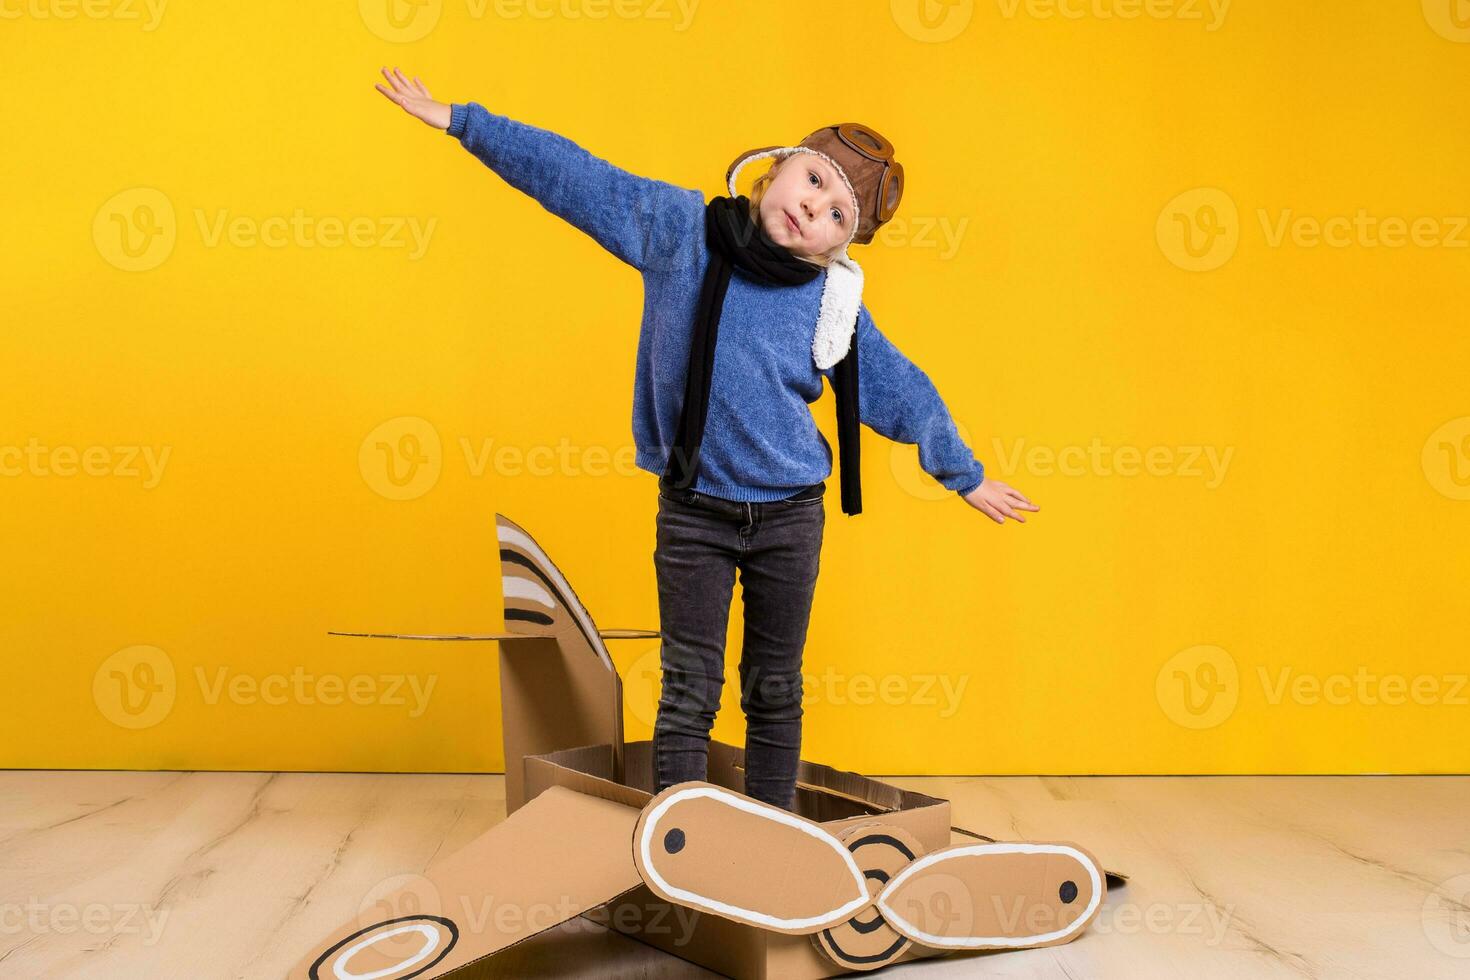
top-left (290, 514), bottom-right (1126, 979)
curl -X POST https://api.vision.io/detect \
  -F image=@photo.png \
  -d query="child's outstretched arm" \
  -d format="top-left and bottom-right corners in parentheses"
top-left (837, 305), bottom-right (1039, 525)
top-left (374, 67), bottom-right (698, 272)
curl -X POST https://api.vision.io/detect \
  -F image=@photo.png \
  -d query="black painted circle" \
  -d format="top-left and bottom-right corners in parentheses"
top-left (308, 914), bottom-right (459, 980)
top-left (1059, 879), bottom-right (1079, 904)
top-left (816, 830), bottom-right (919, 969)
top-left (663, 827), bottom-right (686, 854)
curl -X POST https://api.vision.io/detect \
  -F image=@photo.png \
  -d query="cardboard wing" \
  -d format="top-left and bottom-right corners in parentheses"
top-left (289, 781), bottom-right (1106, 979)
top-left (288, 785), bottom-right (643, 979)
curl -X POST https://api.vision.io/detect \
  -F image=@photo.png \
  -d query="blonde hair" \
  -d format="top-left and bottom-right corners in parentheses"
top-left (746, 154), bottom-right (842, 268)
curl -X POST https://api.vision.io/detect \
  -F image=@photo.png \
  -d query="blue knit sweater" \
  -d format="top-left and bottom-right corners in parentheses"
top-left (446, 102), bottom-right (986, 502)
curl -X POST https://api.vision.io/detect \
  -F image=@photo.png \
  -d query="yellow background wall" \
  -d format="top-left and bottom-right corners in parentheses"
top-left (3, 0), bottom-right (1467, 774)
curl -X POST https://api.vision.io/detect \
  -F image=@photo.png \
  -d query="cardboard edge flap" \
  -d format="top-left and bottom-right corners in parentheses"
top-left (287, 785), bottom-right (642, 980)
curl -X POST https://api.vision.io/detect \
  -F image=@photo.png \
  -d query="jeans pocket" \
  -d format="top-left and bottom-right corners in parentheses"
top-left (658, 488), bottom-right (695, 507)
top-left (659, 489), bottom-right (715, 518)
top-left (779, 492), bottom-right (824, 507)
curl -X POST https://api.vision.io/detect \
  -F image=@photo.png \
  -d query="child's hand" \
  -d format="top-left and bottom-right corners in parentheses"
top-left (961, 478), bottom-right (1039, 525)
top-left (374, 66), bottom-right (452, 131)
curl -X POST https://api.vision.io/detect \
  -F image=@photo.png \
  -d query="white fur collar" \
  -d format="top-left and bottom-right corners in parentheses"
top-left (813, 250), bottom-right (863, 370)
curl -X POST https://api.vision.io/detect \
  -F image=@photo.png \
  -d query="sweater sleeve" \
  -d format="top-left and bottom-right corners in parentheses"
top-left (837, 304), bottom-right (986, 497)
top-left (445, 101), bottom-right (701, 272)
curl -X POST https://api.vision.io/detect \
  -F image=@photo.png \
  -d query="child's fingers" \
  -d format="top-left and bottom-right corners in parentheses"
top-left (413, 76), bottom-right (431, 98)
top-left (379, 66), bottom-right (403, 93)
top-left (373, 82), bottom-right (401, 106)
top-left (979, 502), bottom-right (1004, 524)
top-left (980, 492), bottom-right (1025, 523)
top-left (994, 481), bottom-right (1033, 504)
top-left (1002, 489), bottom-right (1038, 510)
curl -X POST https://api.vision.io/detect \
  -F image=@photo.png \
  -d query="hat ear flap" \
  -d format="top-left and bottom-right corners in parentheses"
top-left (726, 145), bottom-right (792, 197)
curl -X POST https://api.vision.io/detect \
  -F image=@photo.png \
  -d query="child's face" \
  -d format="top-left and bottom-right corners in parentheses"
top-left (756, 152), bottom-right (856, 261)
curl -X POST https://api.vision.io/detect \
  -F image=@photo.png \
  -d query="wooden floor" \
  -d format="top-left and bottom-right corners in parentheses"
top-left (1, 771), bottom-right (1467, 978)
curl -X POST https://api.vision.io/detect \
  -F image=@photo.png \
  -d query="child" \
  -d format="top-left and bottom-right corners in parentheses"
top-left (375, 67), bottom-right (1039, 811)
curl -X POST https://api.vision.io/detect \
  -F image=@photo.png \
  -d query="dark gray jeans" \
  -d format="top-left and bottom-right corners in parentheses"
top-left (652, 473), bottom-right (826, 810)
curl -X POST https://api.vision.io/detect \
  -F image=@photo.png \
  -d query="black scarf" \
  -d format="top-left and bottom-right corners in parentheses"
top-left (662, 195), bottom-right (863, 515)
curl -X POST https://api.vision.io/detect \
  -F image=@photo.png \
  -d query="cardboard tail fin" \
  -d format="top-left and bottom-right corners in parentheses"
top-left (329, 514), bottom-right (650, 814)
top-left (493, 513), bottom-right (629, 812)
top-left (287, 786), bottom-right (642, 980)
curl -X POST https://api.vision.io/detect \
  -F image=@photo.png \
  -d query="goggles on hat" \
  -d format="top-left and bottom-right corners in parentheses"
top-left (833, 123), bottom-right (904, 224)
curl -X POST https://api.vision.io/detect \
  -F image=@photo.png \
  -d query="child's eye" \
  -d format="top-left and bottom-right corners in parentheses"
top-left (809, 170), bottom-right (842, 222)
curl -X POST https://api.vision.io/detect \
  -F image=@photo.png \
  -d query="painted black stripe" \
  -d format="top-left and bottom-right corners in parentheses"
top-left (812, 831), bottom-right (928, 960)
top-left (820, 928), bottom-right (908, 966)
top-left (499, 547), bottom-right (602, 655)
top-left (504, 608), bottom-right (555, 626)
top-left (849, 832), bottom-right (917, 861)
